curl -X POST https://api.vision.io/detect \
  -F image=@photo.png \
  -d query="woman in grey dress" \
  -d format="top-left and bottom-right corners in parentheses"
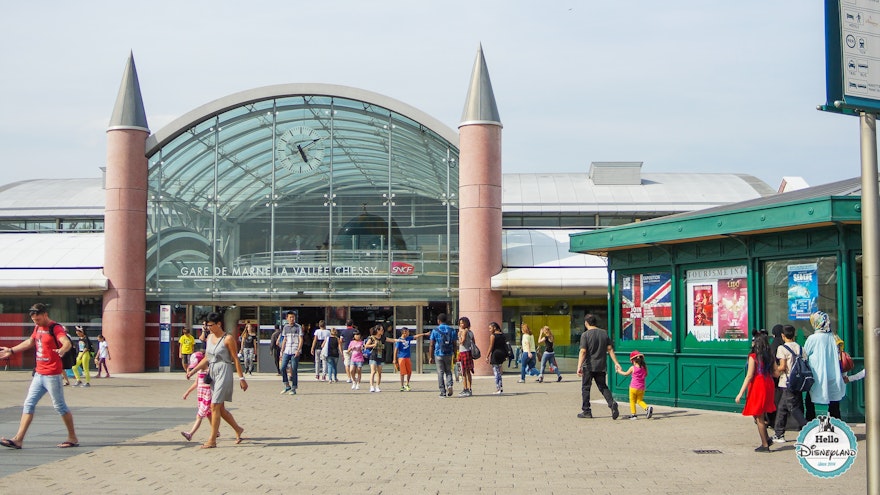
top-left (186, 312), bottom-right (247, 448)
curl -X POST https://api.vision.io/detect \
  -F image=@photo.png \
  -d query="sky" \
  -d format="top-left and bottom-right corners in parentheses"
top-left (0, 1), bottom-right (868, 190)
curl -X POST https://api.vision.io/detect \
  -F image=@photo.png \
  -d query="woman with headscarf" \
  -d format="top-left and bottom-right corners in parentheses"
top-left (803, 311), bottom-right (846, 419)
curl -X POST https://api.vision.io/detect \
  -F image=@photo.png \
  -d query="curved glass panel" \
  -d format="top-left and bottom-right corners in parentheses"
top-left (146, 93), bottom-right (459, 303)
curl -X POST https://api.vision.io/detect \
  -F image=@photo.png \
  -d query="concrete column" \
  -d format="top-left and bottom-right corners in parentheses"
top-left (103, 130), bottom-right (148, 372)
top-left (458, 124), bottom-right (502, 376)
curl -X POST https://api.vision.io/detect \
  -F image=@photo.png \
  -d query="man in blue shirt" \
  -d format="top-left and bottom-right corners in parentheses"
top-left (429, 313), bottom-right (458, 397)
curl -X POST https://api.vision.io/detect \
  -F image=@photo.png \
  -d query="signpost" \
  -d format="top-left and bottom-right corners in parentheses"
top-left (159, 304), bottom-right (171, 372)
top-left (821, 1), bottom-right (880, 491)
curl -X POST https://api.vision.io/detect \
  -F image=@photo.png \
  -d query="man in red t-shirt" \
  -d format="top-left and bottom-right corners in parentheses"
top-left (0, 303), bottom-right (79, 449)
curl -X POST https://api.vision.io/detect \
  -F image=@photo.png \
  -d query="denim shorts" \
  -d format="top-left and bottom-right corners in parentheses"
top-left (23, 373), bottom-right (69, 415)
top-left (369, 359), bottom-right (383, 367)
top-left (351, 361), bottom-right (364, 369)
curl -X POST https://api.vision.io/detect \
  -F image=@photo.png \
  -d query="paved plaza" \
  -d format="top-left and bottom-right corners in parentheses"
top-left (0, 369), bottom-right (869, 494)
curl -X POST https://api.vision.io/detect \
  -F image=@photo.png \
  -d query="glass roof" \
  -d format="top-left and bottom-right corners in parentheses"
top-left (146, 85), bottom-right (459, 222)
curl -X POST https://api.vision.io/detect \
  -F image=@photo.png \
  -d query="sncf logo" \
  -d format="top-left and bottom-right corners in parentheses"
top-left (391, 262), bottom-right (415, 275)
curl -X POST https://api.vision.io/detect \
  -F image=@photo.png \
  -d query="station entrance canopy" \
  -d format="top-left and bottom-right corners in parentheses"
top-left (145, 84), bottom-right (460, 303)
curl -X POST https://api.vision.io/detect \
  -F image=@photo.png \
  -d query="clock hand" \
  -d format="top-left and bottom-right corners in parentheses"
top-left (296, 144), bottom-right (309, 163)
top-left (299, 137), bottom-right (321, 150)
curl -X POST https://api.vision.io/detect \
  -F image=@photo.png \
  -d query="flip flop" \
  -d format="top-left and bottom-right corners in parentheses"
top-left (1, 438), bottom-right (21, 449)
top-left (57, 441), bottom-right (79, 448)
top-left (181, 431), bottom-right (192, 441)
top-left (199, 443), bottom-right (216, 449)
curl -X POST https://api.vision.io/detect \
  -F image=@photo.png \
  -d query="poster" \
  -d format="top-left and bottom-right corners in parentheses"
top-left (788, 263), bottom-right (818, 320)
top-left (686, 265), bottom-right (748, 341)
top-left (620, 272), bottom-right (672, 341)
top-left (717, 277), bottom-right (748, 339)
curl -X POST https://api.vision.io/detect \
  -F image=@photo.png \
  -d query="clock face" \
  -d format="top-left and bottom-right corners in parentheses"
top-left (276, 125), bottom-right (325, 173)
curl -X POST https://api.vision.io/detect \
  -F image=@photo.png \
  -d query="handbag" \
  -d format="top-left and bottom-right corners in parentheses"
top-left (202, 372), bottom-right (213, 385)
top-left (321, 340), bottom-right (329, 359)
top-left (840, 350), bottom-right (854, 372)
top-left (468, 331), bottom-right (481, 359)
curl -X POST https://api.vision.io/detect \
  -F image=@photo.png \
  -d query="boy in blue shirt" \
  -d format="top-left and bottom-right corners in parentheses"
top-left (388, 327), bottom-right (429, 391)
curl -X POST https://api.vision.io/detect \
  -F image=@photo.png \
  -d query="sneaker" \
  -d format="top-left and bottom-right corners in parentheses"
top-left (439, 392), bottom-right (447, 398)
top-left (446, 387), bottom-right (454, 397)
top-left (557, 375), bottom-right (563, 382)
top-left (577, 412), bottom-right (593, 419)
top-left (355, 383), bottom-right (360, 390)
top-left (83, 383), bottom-right (90, 388)
top-left (370, 386), bottom-right (376, 392)
top-left (74, 381), bottom-right (83, 387)
top-left (404, 384), bottom-right (411, 391)
top-left (400, 386), bottom-right (406, 392)
top-left (537, 376), bottom-right (543, 383)
top-left (375, 387), bottom-right (381, 393)
top-left (516, 379), bottom-right (525, 383)
top-left (646, 406), bottom-right (654, 419)
top-left (770, 435), bottom-right (786, 444)
top-left (351, 383), bottom-right (356, 390)
top-left (286, 388), bottom-right (296, 395)
top-left (494, 390), bottom-right (502, 395)
top-left (611, 402), bottom-right (620, 420)
top-left (346, 378), bottom-right (352, 383)
top-left (628, 415), bottom-right (638, 420)
top-left (458, 390), bottom-right (469, 397)
top-left (280, 387), bottom-right (291, 394)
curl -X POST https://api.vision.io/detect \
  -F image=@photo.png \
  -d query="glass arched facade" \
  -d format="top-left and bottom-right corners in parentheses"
top-left (145, 89), bottom-right (459, 303)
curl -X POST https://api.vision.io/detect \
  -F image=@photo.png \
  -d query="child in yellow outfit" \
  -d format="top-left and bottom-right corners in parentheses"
top-left (617, 350), bottom-right (653, 420)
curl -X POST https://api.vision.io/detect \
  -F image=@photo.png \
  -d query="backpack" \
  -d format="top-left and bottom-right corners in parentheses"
top-left (439, 327), bottom-right (454, 355)
top-left (782, 344), bottom-right (814, 393)
top-left (49, 323), bottom-right (77, 369)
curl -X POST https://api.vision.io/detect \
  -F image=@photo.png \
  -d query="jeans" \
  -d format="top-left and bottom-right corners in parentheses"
top-left (539, 351), bottom-right (561, 377)
top-left (435, 355), bottom-right (453, 393)
top-left (774, 388), bottom-right (807, 437)
top-left (23, 373), bottom-right (69, 415)
top-left (242, 348), bottom-right (255, 373)
top-left (581, 368), bottom-right (615, 414)
top-left (520, 352), bottom-right (535, 380)
top-left (280, 353), bottom-right (300, 388)
top-left (326, 356), bottom-right (338, 381)
top-left (492, 364), bottom-right (503, 390)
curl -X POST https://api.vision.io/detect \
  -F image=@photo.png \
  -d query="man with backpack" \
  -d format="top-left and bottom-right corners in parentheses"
top-left (770, 324), bottom-right (809, 444)
top-left (0, 303), bottom-right (79, 449)
top-left (429, 313), bottom-right (458, 398)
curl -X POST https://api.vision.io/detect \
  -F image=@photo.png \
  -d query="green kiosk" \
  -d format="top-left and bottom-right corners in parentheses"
top-left (569, 178), bottom-right (866, 422)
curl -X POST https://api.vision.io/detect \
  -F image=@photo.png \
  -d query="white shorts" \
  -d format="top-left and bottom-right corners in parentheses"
top-left (343, 349), bottom-right (352, 366)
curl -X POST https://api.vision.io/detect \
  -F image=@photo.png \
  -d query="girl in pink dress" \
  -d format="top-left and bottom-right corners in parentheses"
top-left (180, 352), bottom-right (211, 441)
top-left (735, 330), bottom-right (777, 452)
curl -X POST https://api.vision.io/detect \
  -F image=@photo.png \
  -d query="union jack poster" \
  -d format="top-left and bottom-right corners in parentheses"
top-left (620, 272), bottom-right (672, 341)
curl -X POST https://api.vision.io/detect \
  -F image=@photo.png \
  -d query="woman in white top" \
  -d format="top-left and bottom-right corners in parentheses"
top-left (519, 323), bottom-right (536, 383)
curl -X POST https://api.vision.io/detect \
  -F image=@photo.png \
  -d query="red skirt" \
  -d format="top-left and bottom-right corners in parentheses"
top-left (741, 372), bottom-right (776, 417)
top-left (457, 351), bottom-right (474, 372)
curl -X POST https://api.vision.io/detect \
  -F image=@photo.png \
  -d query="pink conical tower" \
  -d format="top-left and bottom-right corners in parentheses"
top-left (103, 52), bottom-right (149, 372)
top-left (458, 45), bottom-right (503, 376)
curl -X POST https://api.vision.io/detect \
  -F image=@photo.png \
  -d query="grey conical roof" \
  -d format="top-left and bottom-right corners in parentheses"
top-left (108, 52), bottom-right (149, 132)
top-left (459, 44), bottom-right (502, 128)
